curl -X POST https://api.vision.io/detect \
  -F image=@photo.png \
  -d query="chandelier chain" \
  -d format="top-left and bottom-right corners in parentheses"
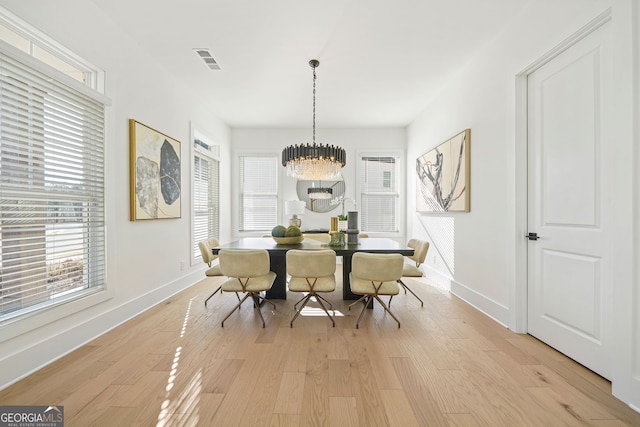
top-left (312, 65), bottom-right (316, 145)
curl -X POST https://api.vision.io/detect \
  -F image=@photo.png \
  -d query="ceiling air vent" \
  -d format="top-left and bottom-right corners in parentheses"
top-left (194, 48), bottom-right (221, 70)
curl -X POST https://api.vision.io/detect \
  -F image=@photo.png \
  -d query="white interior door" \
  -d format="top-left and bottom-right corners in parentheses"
top-left (527, 21), bottom-right (611, 379)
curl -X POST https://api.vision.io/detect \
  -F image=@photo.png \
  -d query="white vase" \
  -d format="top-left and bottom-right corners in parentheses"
top-left (338, 220), bottom-right (348, 231)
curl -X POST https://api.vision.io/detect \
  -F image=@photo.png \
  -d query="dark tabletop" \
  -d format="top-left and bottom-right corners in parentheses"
top-left (212, 237), bottom-right (414, 256)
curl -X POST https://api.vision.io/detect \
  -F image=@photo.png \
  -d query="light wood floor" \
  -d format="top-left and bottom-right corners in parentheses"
top-left (1, 270), bottom-right (639, 426)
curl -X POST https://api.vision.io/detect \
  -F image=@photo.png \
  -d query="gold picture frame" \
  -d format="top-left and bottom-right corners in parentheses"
top-left (129, 119), bottom-right (182, 220)
top-left (416, 128), bottom-right (470, 212)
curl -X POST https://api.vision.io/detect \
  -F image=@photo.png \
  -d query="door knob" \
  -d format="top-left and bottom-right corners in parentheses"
top-left (525, 232), bottom-right (539, 241)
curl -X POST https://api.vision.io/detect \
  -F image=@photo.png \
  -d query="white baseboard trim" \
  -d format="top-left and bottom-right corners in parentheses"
top-left (449, 279), bottom-right (511, 329)
top-left (0, 270), bottom-right (205, 390)
top-left (629, 377), bottom-right (640, 413)
top-left (423, 265), bottom-right (453, 290)
top-left (422, 266), bottom-right (511, 329)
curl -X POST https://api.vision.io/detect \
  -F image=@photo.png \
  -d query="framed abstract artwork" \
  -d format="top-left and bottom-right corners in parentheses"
top-left (416, 129), bottom-right (470, 212)
top-left (129, 119), bottom-right (182, 220)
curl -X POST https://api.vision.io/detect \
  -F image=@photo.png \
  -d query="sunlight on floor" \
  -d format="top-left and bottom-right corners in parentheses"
top-left (299, 305), bottom-right (346, 317)
top-left (298, 295), bottom-right (345, 317)
top-left (156, 298), bottom-right (203, 427)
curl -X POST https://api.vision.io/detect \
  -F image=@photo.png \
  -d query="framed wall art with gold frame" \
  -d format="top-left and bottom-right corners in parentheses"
top-left (129, 119), bottom-right (182, 220)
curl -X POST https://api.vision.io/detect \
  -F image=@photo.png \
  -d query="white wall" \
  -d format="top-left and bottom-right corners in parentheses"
top-left (231, 128), bottom-right (406, 239)
top-left (0, 0), bottom-right (232, 388)
top-left (406, 0), bottom-right (638, 410)
top-left (632, 0), bottom-right (640, 412)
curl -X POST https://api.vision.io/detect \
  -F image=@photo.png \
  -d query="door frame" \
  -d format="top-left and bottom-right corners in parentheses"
top-left (513, 9), bottom-right (612, 334)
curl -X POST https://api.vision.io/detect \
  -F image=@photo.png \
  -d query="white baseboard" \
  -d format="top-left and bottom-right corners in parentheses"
top-left (449, 279), bottom-right (511, 329)
top-left (422, 265), bottom-right (510, 328)
top-left (423, 265), bottom-right (452, 290)
top-left (628, 378), bottom-right (640, 414)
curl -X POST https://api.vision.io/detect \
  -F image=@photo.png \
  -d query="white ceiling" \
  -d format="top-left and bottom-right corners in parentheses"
top-left (90, 0), bottom-right (531, 128)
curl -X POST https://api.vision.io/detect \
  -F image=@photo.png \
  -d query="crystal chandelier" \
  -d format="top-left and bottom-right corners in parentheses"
top-left (308, 185), bottom-right (333, 200)
top-left (282, 59), bottom-right (346, 181)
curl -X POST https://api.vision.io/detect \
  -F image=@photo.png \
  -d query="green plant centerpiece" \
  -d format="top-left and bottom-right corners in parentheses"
top-left (329, 231), bottom-right (345, 247)
top-left (337, 214), bottom-right (348, 231)
top-left (284, 225), bottom-right (302, 237)
top-left (271, 225), bottom-right (287, 237)
top-left (271, 225), bottom-right (304, 244)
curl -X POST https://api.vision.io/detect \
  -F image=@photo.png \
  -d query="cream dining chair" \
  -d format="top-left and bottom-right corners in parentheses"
top-left (390, 239), bottom-right (430, 307)
top-left (349, 252), bottom-right (404, 328)
top-left (286, 249), bottom-right (337, 327)
top-left (198, 238), bottom-right (232, 307)
top-left (218, 249), bottom-right (277, 328)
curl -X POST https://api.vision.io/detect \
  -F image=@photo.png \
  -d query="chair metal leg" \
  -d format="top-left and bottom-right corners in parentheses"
top-left (398, 280), bottom-right (424, 307)
top-left (290, 294), bottom-right (311, 327)
top-left (374, 295), bottom-right (401, 328)
top-left (348, 295), bottom-right (368, 311)
top-left (221, 293), bottom-right (251, 327)
top-left (290, 293), bottom-right (335, 328)
top-left (293, 293), bottom-right (308, 310)
top-left (315, 296), bottom-right (335, 327)
top-left (204, 285), bottom-right (222, 307)
top-left (254, 294), bottom-right (277, 310)
top-left (314, 294), bottom-right (333, 309)
top-left (254, 299), bottom-right (266, 328)
top-left (355, 296), bottom-right (374, 329)
top-left (222, 292), bottom-right (275, 328)
top-left (205, 286), bottom-right (241, 307)
top-left (294, 293), bottom-right (332, 310)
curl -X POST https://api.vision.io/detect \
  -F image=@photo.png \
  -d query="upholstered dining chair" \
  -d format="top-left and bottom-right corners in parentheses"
top-left (349, 252), bottom-right (404, 328)
top-left (218, 249), bottom-right (277, 328)
top-left (286, 249), bottom-right (337, 327)
top-left (390, 239), bottom-right (430, 307)
top-left (198, 238), bottom-right (230, 307)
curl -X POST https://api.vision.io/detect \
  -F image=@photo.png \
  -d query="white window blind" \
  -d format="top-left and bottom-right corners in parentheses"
top-left (239, 155), bottom-right (278, 232)
top-left (193, 139), bottom-right (219, 259)
top-left (0, 48), bottom-right (106, 320)
top-left (359, 156), bottom-right (399, 233)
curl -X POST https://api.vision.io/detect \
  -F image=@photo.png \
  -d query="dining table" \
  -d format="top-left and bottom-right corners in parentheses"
top-left (212, 237), bottom-right (414, 300)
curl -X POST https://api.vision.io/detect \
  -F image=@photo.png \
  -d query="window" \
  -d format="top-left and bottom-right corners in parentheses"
top-left (239, 155), bottom-right (278, 232)
top-left (0, 11), bottom-right (107, 321)
top-left (0, 12), bottom-right (99, 89)
top-left (359, 155), bottom-right (399, 233)
top-left (192, 136), bottom-right (219, 261)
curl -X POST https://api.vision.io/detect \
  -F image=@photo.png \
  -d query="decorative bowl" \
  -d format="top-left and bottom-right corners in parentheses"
top-left (272, 236), bottom-right (304, 245)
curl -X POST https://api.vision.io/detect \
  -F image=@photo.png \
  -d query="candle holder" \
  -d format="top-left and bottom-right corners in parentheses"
top-left (330, 217), bottom-right (339, 234)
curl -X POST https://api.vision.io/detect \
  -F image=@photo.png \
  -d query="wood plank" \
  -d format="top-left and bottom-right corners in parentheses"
top-left (390, 357), bottom-right (450, 426)
top-left (1, 276), bottom-right (638, 426)
top-left (328, 396), bottom-right (359, 427)
top-left (299, 332), bottom-right (331, 427)
top-left (327, 359), bottom-right (354, 397)
top-left (443, 413), bottom-right (483, 427)
top-left (379, 389), bottom-right (421, 427)
top-left (270, 413), bottom-right (302, 427)
top-left (273, 372), bottom-right (305, 414)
